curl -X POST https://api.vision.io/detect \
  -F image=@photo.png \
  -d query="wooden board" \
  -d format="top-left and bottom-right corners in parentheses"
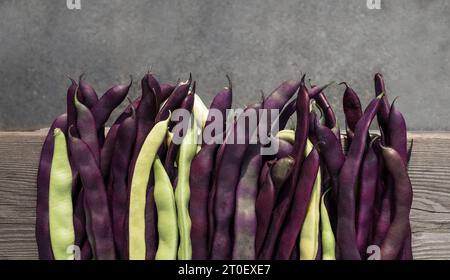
top-left (0, 130), bottom-right (449, 260)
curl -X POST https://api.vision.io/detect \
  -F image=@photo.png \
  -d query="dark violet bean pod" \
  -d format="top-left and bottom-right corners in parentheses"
top-left (342, 82), bottom-right (363, 146)
top-left (36, 114), bottom-right (68, 260)
top-left (276, 138), bottom-right (294, 159)
top-left (78, 75), bottom-right (99, 109)
top-left (262, 80), bottom-right (300, 111)
top-left (311, 84), bottom-right (336, 130)
top-left (113, 97), bottom-right (141, 126)
top-left (232, 144), bottom-right (262, 260)
top-left (211, 79), bottom-right (295, 260)
top-left (165, 93), bottom-right (195, 182)
top-left (127, 74), bottom-right (159, 186)
top-left (100, 124), bottom-right (120, 180)
top-left (155, 79), bottom-right (191, 123)
top-left (374, 73), bottom-right (390, 140)
top-left (255, 161), bottom-right (276, 256)
top-left (257, 81), bottom-right (309, 260)
top-left (67, 79), bottom-right (78, 131)
top-left (275, 147), bottom-right (320, 260)
top-left (309, 81), bottom-right (334, 99)
top-left (388, 99), bottom-right (408, 164)
top-left (387, 99), bottom-right (411, 259)
top-left (68, 132), bottom-right (115, 260)
top-left (337, 94), bottom-right (383, 260)
top-left (91, 79), bottom-right (132, 130)
top-left (190, 87), bottom-right (232, 260)
top-left (74, 94), bottom-right (100, 166)
top-left (146, 73), bottom-right (162, 105)
top-left (312, 114), bottom-right (345, 201)
top-left (356, 145), bottom-right (378, 257)
top-left (159, 83), bottom-right (176, 103)
top-left (373, 185), bottom-right (392, 246)
top-left (257, 157), bottom-right (295, 260)
top-left (110, 111), bottom-right (137, 259)
top-left (279, 98), bottom-right (296, 130)
top-left (379, 146), bottom-right (413, 260)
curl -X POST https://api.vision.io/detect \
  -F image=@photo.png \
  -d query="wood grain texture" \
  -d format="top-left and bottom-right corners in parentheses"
top-left (0, 130), bottom-right (449, 260)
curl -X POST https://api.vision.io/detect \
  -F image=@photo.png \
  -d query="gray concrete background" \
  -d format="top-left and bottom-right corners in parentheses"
top-left (1, 0), bottom-right (449, 130)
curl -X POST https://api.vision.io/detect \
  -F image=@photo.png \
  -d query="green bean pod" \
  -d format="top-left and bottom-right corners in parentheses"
top-left (175, 119), bottom-right (198, 260)
top-left (128, 116), bottom-right (170, 260)
top-left (49, 128), bottom-right (75, 260)
top-left (320, 189), bottom-right (336, 260)
top-left (153, 157), bottom-right (178, 260)
top-left (299, 140), bottom-right (321, 260)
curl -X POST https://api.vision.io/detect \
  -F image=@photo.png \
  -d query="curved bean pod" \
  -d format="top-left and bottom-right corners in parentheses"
top-left (342, 82), bottom-right (362, 146)
top-left (36, 114), bottom-right (67, 260)
top-left (159, 83), bottom-right (176, 104)
top-left (276, 140), bottom-right (318, 260)
top-left (190, 87), bottom-right (232, 260)
top-left (379, 146), bottom-right (413, 260)
top-left (175, 119), bottom-right (198, 260)
top-left (233, 144), bottom-right (262, 260)
top-left (78, 75), bottom-right (99, 108)
top-left (374, 73), bottom-right (390, 141)
top-left (255, 161), bottom-right (276, 257)
top-left (74, 94), bottom-right (100, 165)
top-left (337, 94), bottom-right (383, 260)
top-left (49, 128), bottom-right (75, 260)
top-left (155, 79), bottom-right (191, 123)
top-left (110, 110), bottom-right (137, 259)
top-left (165, 93), bottom-right (195, 182)
top-left (128, 116), bottom-right (170, 260)
top-left (356, 145), bottom-right (378, 256)
top-left (91, 79), bottom-right (132, 129)
top-left (68, 131), bottom-right (115, 260)
top-left (153, 157), bottom-right (178, 260)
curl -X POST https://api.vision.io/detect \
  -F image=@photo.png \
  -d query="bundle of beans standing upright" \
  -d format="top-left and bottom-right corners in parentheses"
top-left (36, 71), bottom-right (413, 260)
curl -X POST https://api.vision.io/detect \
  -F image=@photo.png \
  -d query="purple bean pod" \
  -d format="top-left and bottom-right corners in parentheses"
top-left (36, 114), bottom-right (68, 260)
top-left (337, 94), bottom-right (383, 260)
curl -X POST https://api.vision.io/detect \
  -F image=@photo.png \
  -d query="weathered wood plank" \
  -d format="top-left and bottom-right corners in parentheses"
top-left (0, 130), bottom-right (449, 260)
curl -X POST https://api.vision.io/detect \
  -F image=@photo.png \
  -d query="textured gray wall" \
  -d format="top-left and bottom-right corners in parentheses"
top-left (1, 0), bottom-right (449, 130)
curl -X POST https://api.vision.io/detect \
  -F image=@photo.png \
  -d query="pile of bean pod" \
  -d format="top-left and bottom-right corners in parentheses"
top-left (36, 72), bottom-right (413, 260)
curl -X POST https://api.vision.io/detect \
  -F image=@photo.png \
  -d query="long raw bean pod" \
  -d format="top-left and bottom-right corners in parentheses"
top-left (212, 79), bottom-right (297, 260)
top-left (259, 80), bottom-right (309, 260)
top-left (91, 79), bottom-right (132, 129)
top-left (379, 146), bottom-right (413, 260)
top-left (155, 79), bottom-right (191, 123)
top-left (100, 124), bottom-right (120, 179)
top-left (74, 93), bottom-right (100, 165)
top-left (387, 99), bottom-right (412, 259)
top-left (49, 128), bottom-right (75, 260)
top-left (165, 93), bottom-right (195, 182)
top-left (374, 73), bottom-right (390, 141)
top-left (321, 189), bottom-right (336, 260)
top-left (110, 110), bottom-right (137, 259)
top-left (153, 157), bottom-right (178, 260)
top-left (159, 83), bottom-right (176, 104)
top-left (193, 93), bottom-right (209, 128)
top-left (233, 144), bottom-right (262, 260)
top-left (312, 115), bottom-right (344, 201)
top-left (342, 82), bottom-right (363, 146)
top-left (175, 119), bottom-right (198, 260)
top-left (299, 157), bottom-right (321, 260)
top-left (68, 130), bottom-right (115, 260)
top-left (356, 144), bottom-right (378, 257)
top-left (36, 114), bottom-right (68, 260)
top-left (255, 161), bottom-right (276, 256)
top-left (275, 140), bottom-right (319, 259)
top-left (337, 93), bottom-right (383, 260)
top-left (190, 86), bottom-right (232, 260)
top-left (128, 116), bottom-right (170, 260)
top-left (128, 74), bottom-right (159, 186)
top-left (78, 75), bottom-right (99, 108)
top-left (66, 79), bottom-right (78, 131)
